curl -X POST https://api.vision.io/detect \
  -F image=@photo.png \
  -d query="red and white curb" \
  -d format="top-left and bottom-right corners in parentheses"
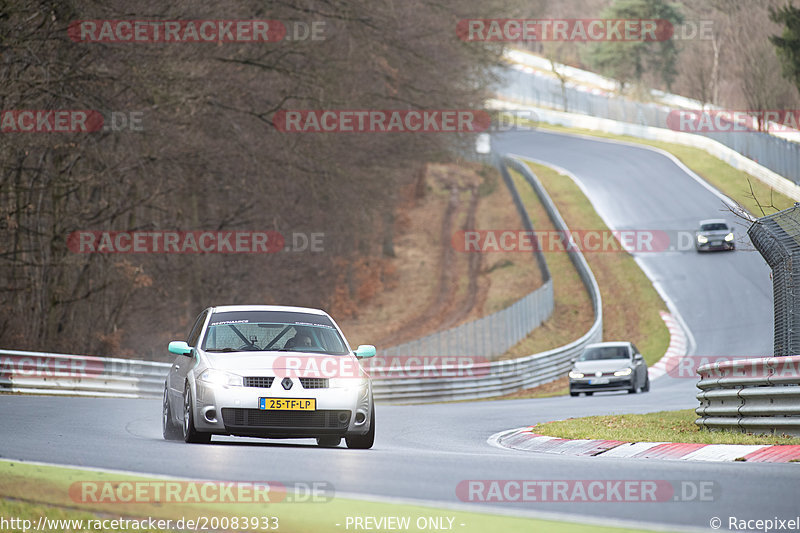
top-left (648, 311), bottom-right (687, 380)
top-left (491, 427), bottom-right (800, 463)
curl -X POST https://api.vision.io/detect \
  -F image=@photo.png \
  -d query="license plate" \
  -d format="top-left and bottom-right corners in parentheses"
top-left (589, 378), bottom-right (609, 385)
top-left (259, 398), bottom-right (316, 410)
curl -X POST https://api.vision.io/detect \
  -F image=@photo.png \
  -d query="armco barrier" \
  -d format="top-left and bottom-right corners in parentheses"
top-left (0, 349), bottom-right (170, 398)
top-left (0, 156), bottom-right (603, 403)
top-left (695, 355), bottom-right (800, 436)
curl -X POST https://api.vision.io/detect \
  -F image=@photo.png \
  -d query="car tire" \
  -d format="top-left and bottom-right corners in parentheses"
top-left (162, 386), bottom-right (182, 441)
top-left (316, 436), bottom-right (341, 447)
top-left (642, 375), bottom-right (650, 392)
top-left (183, 385), bottom-right (211, 444)
top-left (584, 392), bottom-right (593, 396)
top-left (628, 381), bottom-right (639, 394)
top-left (345, 405), bottom-right (375, 450)
top-left (569, 391), bottom-right (578, 397)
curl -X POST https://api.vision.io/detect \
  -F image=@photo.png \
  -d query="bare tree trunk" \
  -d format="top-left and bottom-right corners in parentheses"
top-left (711, 34), bottom-right (720, 106)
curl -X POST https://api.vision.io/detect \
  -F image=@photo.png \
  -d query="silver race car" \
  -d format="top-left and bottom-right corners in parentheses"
top-left (163, 305), bottom-right (375, 448)
top-left (695, 219), bottom-right (735, 252)
top-left (568, 341), bottom-right (649, 396)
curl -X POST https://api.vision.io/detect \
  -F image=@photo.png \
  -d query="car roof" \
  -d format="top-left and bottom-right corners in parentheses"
top-left (585, 341), bottom-right (631, 349)
top-left (699, 218), bottom-right (728, 226)
top-left (209, 305), bottom-right (328, 315)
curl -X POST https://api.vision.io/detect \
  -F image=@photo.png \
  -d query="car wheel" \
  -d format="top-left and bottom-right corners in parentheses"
top-left (569, 391), bottom-right (578, 397)
top-left (584, 392), bottom-right (593, 396)
top-left (628, 381), bottom-right (639, 394)
top-left (345, 405), bottom-right (375, 450)
top-left (642, 374), bottom-right (650, 392)
top-left (162, 386), bottom-right (182, 441)
top-left (316, 436), bottom-right (341, 447)
top-left (183, 385), bottom-right (211, 444)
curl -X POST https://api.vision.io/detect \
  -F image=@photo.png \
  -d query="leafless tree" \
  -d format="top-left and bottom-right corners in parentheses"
top-left (0, 0), bottom-right (514, 355)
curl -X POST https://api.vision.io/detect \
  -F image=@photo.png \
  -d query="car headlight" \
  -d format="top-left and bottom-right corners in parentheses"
top-left (329, 376), bottom-right (367, 389)
top-left (199, 369), bottom-right (242, 387)
top-left (614, 368), bottom-right (632, 376)
top-left (568, 371), bottom-right (584, 379)
top-left (697, 235), bottom-right (708, 244)
top-left (724, 232), bottom-right (734, 242)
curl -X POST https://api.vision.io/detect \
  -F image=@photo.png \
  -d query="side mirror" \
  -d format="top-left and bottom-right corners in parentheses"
top-left (354, 345), bottom-right (376, 359)
top-left (169, 341), bottom-right (193, 356)
top-left (570, 358), bottom-right (577, 364)
top-left (634, 353), bottom-right (644, 361)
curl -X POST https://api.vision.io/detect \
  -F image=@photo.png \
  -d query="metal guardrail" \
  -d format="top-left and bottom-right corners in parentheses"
top-left (0, 155), bottom-right (603, 404)
top-left (694, 207), bottom-right (800, 436)
top-left (372, 333), bottom-right (596, 403)
top-left (695, 355), bottom-right (800, 436)
top-left (0, 349), bottom-right (170, 398)
top-left (499, 66), bottom-right (800, 184)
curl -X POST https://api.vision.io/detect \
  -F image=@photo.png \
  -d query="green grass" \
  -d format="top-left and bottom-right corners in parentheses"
top-left (0, 460), bottom-right (675, 533)
top-left (532, 409), bottom-right (800, 446)
top-left (0, 498), bottom-right (173, 532)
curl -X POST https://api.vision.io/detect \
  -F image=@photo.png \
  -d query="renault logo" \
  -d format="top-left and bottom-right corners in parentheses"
top-left (281, 377), bottom-right (293, 390)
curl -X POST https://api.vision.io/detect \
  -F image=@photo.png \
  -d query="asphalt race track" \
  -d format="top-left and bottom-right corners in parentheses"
top-left (1, 130), bottom-right (791, 531)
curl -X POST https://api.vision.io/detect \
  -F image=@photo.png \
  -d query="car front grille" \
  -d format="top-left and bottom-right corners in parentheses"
top-left (222, 408), bottom-right (350, 429)
top-left (243, 377), bottom-right (275, 388)
top-left (299, 378), bottom-right (329, 389)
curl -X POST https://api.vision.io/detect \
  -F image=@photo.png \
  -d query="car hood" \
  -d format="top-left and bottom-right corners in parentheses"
top-left (573, 360), bottom-right (632, 374)
top-left (201, 351), bottom-right (358, 376)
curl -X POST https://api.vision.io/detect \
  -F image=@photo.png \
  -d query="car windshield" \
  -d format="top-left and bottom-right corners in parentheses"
top-left (578, 346), bottom-right (630, 361)
top-left (201, 310), bottom-right (349, 355)
top-left (700, 223), bottom-right (728, 231)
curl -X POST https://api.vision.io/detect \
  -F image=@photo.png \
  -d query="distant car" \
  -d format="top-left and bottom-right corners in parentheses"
top-left (163, 305), bottom-right (376, 448)
top-left (568, 342), bottom-right (649, 396)
top-left (695, 219), bottom-right (735, 251)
